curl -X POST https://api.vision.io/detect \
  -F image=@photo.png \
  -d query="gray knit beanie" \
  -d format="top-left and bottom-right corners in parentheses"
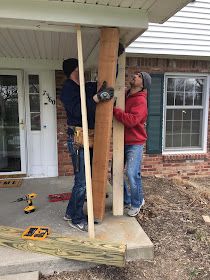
top-left (140, 72), bottom-right (151, 90)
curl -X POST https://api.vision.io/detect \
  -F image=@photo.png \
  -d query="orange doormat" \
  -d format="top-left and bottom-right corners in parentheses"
top-left (0, 178), bottom-right (22, 188)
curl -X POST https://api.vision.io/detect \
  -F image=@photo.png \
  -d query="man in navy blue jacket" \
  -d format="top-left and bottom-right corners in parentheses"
top-left (60, 58), bottom-right (114, 232)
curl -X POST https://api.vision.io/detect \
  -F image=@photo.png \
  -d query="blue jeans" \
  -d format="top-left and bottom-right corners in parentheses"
top-left (65, 134), bottom-right (93, 224)
top-left (124, 145), bottom-right (144, 208)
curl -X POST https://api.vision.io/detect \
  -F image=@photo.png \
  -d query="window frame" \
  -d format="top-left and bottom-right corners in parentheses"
top-left (162, 73), bottom-right (209, 154)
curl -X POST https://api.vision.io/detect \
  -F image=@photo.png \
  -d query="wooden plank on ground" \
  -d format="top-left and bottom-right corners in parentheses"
top-left (0, 226), bottom-right (126, 267)
top-left (113, 52), bottom-right (125, 216)
top-left (92, 27), bottom-right (119, 222)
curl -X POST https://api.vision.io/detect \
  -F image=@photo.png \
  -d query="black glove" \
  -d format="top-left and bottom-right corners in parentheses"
top-left (97, 81), bottom-right (114, 101)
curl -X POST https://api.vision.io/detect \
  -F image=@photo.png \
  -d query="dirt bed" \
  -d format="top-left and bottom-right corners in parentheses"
top-left (40, 177), bottom-right (210, 280)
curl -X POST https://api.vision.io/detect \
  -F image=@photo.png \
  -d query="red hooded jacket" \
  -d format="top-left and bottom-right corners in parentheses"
top-left (113, 90), bottom-right (148, 145)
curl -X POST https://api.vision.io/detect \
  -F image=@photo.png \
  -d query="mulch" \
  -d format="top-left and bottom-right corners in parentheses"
top-left (40, 176), bottom-right (210, 280)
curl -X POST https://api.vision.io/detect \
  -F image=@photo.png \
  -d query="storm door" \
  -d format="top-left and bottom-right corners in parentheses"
top-left (0, 71), bottom-right (26, 173)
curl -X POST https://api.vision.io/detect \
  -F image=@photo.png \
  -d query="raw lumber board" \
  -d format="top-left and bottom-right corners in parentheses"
top-left (0, 226), bottom-right (126, 267)
top-left (92, 27), bottom-right (119, 222)
top-left (112, 52), bottom-right (125, 216)
top-left (0, 178), bottom-right (22, 188)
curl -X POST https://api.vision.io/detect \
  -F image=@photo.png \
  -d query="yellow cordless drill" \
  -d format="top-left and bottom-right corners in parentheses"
top-left (12, 193), bottom-right (37, 214)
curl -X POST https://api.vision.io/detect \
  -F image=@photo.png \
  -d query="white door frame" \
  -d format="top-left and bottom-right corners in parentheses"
top-left (0, 69), bottom-right (26, 175)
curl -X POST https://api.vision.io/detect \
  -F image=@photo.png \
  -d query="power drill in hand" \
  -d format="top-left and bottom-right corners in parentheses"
top-left (11, 193), bottom-right (37, 214)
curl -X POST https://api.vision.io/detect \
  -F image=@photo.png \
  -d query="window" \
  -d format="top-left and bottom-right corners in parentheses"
top-left (163, 74), bottom-right (208, 153)
top-left (28, 75), bottom-right (41, 131)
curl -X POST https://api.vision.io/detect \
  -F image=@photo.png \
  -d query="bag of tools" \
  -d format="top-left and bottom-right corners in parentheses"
top-left (73, 126), bottom-right (94, 148)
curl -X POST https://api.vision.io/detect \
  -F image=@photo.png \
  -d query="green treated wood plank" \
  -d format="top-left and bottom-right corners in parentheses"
top-left (0, 226), bottom-right (126, 267)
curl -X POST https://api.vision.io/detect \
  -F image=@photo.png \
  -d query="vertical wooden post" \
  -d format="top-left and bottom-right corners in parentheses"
top-left (92, 28), bottom-right (119, 222)
top-left (113, 52), bottom-right (125, 215)
top-left (76, 25), bottom-right (95, 239)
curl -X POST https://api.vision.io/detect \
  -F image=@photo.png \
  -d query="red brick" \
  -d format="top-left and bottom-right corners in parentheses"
top-left (56, 58), bottom-right (210, 177)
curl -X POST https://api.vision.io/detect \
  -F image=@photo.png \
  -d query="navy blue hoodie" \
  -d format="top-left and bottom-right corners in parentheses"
top-left (60, 79), bottom-right (97, 129)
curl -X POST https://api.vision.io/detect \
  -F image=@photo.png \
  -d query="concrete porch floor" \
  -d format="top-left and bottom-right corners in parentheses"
top-left (0, 177), bottom-right (153, 276)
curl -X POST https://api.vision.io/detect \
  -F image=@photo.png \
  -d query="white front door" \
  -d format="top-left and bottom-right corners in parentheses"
top-left (25, 71), bottom-right (58, 177)
top-left (0, 70), bottom-right (26, 174)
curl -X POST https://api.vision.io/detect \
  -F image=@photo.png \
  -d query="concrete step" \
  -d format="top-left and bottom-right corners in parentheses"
top-left (0, 271), bottom-right (39, 280)
top-left (0, 215), bottom-right (153, 276)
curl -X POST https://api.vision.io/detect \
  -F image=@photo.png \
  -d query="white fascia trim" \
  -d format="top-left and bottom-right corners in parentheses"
top-left (0, 57), bottom-right (62, 70)
top-left (0, 0), bottom-right (148, 29)
top-left (162, 72), bottom-right (209, 155)
top-left (0, 18), bottom-right (100, 34)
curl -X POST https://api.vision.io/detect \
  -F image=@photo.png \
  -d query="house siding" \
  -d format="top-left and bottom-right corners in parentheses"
top-left (56, 56), bottom-right (210, 179)
top-left (127, 0), bottom-right (210, 58)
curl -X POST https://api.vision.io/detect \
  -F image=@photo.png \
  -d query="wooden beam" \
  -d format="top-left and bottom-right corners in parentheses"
top-left (76, 25), bottom-right (95, 239)
top-left (0, 226), bottom-right (126, 267)
top-left (113, 52), bottom-right (125, 216)
top-left (92, 28), bottom-right (119, 222)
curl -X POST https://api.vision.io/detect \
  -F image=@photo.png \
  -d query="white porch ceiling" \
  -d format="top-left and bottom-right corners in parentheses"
top-left (0, 29), bottom-right (96, 61)
top-left (0, 0), bottom-right (191, 69)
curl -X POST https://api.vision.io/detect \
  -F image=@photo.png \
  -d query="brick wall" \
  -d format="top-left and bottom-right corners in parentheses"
top-left (56, 70), bottom-right (74, 176)
top-left (56, 57), bottom-right (210, 179)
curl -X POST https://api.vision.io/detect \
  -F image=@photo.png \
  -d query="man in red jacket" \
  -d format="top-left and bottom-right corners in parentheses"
top-left (113, 71), bottom-right (151, 216)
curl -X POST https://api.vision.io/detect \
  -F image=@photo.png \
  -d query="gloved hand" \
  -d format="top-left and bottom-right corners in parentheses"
top-left (97, 81), bottom-right (114, 101)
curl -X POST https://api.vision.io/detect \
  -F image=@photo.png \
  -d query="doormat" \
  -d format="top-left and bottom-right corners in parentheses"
top-left (0, 178), bottom-right (23, 188)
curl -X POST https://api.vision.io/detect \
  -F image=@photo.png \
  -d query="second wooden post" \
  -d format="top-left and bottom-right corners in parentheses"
top-left (92, 27), bottom-right (119, 222)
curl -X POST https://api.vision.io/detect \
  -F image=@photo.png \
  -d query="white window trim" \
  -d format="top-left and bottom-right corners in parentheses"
top-left (162, 72), bottom-right (209, 155)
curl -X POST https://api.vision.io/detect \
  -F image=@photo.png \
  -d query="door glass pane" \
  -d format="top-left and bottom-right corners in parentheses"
top-left (0, 75), bottom-right (21, 171)
top-left (29, 95), bottom-right (40, 112)
top-left (29, 75), bottom-right (39, 93)
top-left (28, 75), bottom-right (41, 131)
top-left (30, 113), bottom-right (41, 130)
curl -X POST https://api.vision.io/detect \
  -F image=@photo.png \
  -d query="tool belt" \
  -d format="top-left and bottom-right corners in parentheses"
top-left (70, 126), bottom-right (94, 148)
